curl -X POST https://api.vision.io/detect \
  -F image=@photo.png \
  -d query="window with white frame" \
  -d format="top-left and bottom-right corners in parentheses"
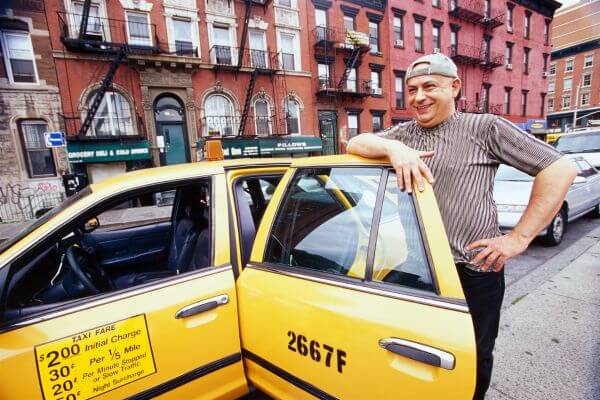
top-left (583, 74), bottom-right (591, 87)
top-left (249, 30), bottom-right (267, 68)
top-left (371, 70), bottom-right (381, 94)
top-left (87, 91), bottom-right (134, 137)
top-left (506, 4), bottom-right (513, 32)
top-left (279, 32), bottom-right (296, 70)
top-left (254, 99), bottom-right (271, 136)
top-left (562, 96), bottom-right (570, 109)
top-left (414, 21), bottom-right (423, 52)
top-left (348, 113), bottom-right (359, 138)
top-left (547, 97), bottom-right (554, 111)
top-left (369, 21), bottom-right (379, 54)
top-left (205, 94), bottom-right (236, 136)
top-left (1, 31), bottom-right (38, 83)
top-left (581, 92), bottom-right (590, 106)
top-left (550, 63), bottom-right (556, 75)
top-left (432, 0), bottom-right (440, 8)
top-left (395, 74), bottom-right (405, 109)
top-left (393, 16), bottom-right (403, 45)
top-left (524, 12), bottom-right (531, 39)
top-left (318, 63), bottom-right (330, 87)
top-left (212, 24), bottom-right (232, 64)
top-left (505, 42), bottom-right (513, 66)
top-left (564, 77), bottom-right (572, 91)
top-left (278, 0), bottom-right (292, 7)
top-left (285, 99), bottom-right (300, 135)
top-left (432, 25), bottom-right (441, 51)
top-left (565, 59), bottom-right (573, 72)
top-left (72, 2), bottom-right (102, 36)
top-left (126, 11), bottom-right (151, 46)
top-left (372, 113), bottom-right (383, 132)
top-left (548, 81), bottom-right (555, 92)
top-left (347, 68), bottom-right (357, 92)
top-left (343, 15), bottom-right (354, 32)
top-left (19, 120), bottom-right (56, 178)
top-left (584, 54), bottom-right (593, 68)
top-left (173, 18), bottom-right (194, 55)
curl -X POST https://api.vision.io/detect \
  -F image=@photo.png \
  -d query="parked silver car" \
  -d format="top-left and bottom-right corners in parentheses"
top-left (494, 157), bottom-right (600, 245)
top-left (554, 129), bottom-right (600, 169)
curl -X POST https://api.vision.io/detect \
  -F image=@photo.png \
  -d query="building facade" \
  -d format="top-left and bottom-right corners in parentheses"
top-left (44, 0), bottom-right (321, 184)
top-left (547, 0), bottom-right (600, 132)
top-left (385, 0), bottom-right (559, 135)
top-left (0, 0), bottom-right (68, 222)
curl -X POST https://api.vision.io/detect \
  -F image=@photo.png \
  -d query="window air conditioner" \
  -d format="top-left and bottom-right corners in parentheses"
top-left (543, 71), bottom-right (549, 77)
top-left (395, 39), bottom-right (404, 47)
top-left (372, 87), bottom-right (382, 95)
top-left (433, 47), bottom-right (440, 53)
top-left (506, 63), bottom-right (513, 69)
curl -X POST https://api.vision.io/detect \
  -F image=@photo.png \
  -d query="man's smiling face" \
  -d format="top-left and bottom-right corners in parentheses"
top-left (406, 72), bottom-right (461, 128)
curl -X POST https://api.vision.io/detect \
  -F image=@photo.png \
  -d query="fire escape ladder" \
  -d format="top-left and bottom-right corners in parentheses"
top-left (78, 0), bottom-right (93, 39)
top-left (238, 0), bottom-right (252, 69)
top-left (78, 47), bottom-right (127, 137)
top-left (337, 46), bottom-right (361, 90)
top-left (238, 69), bottom-right (258, 136)
top-left (275, 66), bottom-right (289, 135)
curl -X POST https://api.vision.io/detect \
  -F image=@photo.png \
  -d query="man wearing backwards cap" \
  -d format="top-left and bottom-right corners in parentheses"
top-left (348, 53), bottom-right (576, 399)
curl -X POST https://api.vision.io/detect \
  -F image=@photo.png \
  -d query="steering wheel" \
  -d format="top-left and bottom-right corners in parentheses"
top-left (66, 245), bottom-right (115, 295)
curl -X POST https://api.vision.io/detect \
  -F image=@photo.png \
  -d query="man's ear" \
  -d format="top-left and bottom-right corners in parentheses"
top-left (451, 78), bottom-right (462, 98)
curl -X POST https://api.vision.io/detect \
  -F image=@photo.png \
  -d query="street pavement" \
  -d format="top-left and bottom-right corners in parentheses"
top-left (488, 224), bottom-right (600, 400)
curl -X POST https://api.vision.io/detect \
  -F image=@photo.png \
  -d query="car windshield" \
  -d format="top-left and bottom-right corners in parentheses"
top-left (495, 165), bottom-right (533, 182)
top-left (0, 187), bottom-right (92, 254)
top-left (554, 131), bottom-right (600, 153)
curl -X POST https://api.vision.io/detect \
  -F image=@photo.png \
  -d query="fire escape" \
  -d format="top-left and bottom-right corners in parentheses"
top-left (448, 0), bottom-right (504, 114)
top-left (313, 27), bottom-right (372, 100)
top-left (57, 0), bottom-right (159, 138)
top-left (208, 0), bottom-right (292, 138)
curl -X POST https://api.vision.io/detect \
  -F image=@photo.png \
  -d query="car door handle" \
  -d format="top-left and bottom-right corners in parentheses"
top-left (379, 337), bottom-right (455, 370)
top-left (175, 294), bottom-right (229, 319)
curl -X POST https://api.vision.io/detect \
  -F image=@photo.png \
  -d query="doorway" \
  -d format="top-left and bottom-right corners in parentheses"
top-left (154, 95), bottom-right (190, 165)
top-left (318, 110), bottom-right (338, 155)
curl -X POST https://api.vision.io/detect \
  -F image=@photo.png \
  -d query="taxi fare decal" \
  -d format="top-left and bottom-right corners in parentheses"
top-left (34, 314), bottom-right (156, 400)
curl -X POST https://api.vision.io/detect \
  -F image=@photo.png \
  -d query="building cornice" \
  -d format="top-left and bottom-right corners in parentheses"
top-left (311, 0), bottom-right (332, 9)
top-left (341, 0), bottom-right (386, 12)
top-left (551, 39), bottom-right (600, 60)
top-left (511, 0), bottom-right (561, 18)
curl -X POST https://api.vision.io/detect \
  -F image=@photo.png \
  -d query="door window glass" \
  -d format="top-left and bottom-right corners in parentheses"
top-left (264, 167), bottom-right (382, 279)
top-left (3, 182), bottom-right (211, 322)
top-left (372, 172), bottom-right (434, 292)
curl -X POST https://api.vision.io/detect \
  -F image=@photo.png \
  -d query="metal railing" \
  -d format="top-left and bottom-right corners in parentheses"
top-left (312, 27), bottom-right (371, 49)
top-left (57, 12), bottom-right (159, 52)
top-left (0, 191), bottom-right (65, 223)
top-left (481, 49), bottom-right (505, 68)
top-left (209, 46), bottom-right (279, 70)
top-left (448, 0), bottom-right (485, 21)
top-left (315, 76), bottom-right (372, 96)
top-left (202, 114), bottom-right (277, 137)
top-left (449, 43), bottom-right (484, 64)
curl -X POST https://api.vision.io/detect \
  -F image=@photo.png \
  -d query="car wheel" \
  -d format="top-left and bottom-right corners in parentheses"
top-left (543, 208), bottom-right (567, 246)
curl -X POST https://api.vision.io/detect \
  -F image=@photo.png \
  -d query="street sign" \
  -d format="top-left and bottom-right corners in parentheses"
top-left (44, 131), bottom-right (66, 148)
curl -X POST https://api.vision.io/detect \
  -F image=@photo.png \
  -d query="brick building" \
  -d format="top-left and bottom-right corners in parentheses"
top-left (547, 0), bottom-right (600, 132)
top-left (385, 0), bottom-right (560, 135)
top-left (44, 0), bottom-right (321, 183)
top-left (0, 0), bottom-right (68, 222)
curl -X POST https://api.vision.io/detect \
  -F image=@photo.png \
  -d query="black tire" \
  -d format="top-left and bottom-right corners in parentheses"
top-left (543, 208), bottom-right (567, 246)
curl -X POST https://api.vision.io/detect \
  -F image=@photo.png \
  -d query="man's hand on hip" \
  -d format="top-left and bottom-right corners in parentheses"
top-left (386, 141), bottom-right (435, 193)
top-left (466, 232), bottom-right (530, 272)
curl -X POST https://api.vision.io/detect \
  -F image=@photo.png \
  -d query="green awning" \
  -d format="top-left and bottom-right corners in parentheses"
top-left (198, 136), bottom-right (323, 158)
top-left (67, 140), bottom-right (152, 163)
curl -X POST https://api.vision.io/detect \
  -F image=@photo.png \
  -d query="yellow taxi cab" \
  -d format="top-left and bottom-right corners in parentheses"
top-left (0, 155), bottom-right (476, 400)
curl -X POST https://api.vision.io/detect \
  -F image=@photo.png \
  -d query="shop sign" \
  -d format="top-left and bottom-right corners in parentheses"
top-left (198, 136), bottom-right (323, 158)
top-left (68, 140), bottom-right (152, 163)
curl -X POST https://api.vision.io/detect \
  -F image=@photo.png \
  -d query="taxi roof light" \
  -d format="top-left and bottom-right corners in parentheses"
top-left (205, 139), bottom-right (224, 161)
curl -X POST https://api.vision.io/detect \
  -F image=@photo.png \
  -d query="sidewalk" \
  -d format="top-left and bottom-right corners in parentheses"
top-left (488, 226), bottom-right (600, 400)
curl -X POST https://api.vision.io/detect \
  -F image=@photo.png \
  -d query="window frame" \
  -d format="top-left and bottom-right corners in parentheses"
top-left (506, 4), bottom-right (514, 32)
top-left (563, 77), bottom-right (572, 91)
top-left (285, 99), bottom-right (301, 135)
top-left (393, 15), bottom-right (403, 46)
top-left (347, 113), bottom-right (359, 138)
top-left (565, 58), bottom-right (574, 72)
top-left (0, 30), bottom-right (39, 84)
top-left (18, 119), bottom-right (57, 178)
top-left (368, 20), bottom-right (379, 54)
top-left (504, 87), bottom-right (511, 115)
top-left (549, 62), bottom-right (556, 75)
top-left (547, 97), bottom-right (554, 112)
top-left (581, 92), bottom-right (590, 107)
top-left (582, 74), bottom-right (592, 87)
top-left (0, 177), bottom-right (216, 330)
top-left (395, 73), bottom-right (405, 109)
top-left (562, 95), bottom-right (571, 109)
top-left (258, 167), bottom-right (442, 298)
top-left (414, 20), bottom-right (424, 53)
top-left (521, 90), bottom-right (528, 116)
top-left (524, 11), bottom-right (531, 39)
top-left (125, 10), bottom-right (152, 47)
top-left (86, 90), bottom-right (136, 137)
top-left (432, 25), bottom-right (441, 51)
top-left (253, 99), bottom-right (272, 136)
top-left (584, 54), bottom-right (593, 68)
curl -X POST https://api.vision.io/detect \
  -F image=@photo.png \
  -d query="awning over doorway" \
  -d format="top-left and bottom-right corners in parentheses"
top-left (67, 140), bottom-right (152, 163)
top-left (197, 136), bottom-right (323, 158)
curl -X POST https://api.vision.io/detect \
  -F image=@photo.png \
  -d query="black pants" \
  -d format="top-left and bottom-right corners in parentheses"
top-left (457, 264), bottom-right (505, 400)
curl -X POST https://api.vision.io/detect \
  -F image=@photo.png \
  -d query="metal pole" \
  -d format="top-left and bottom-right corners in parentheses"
top-left (572, 83), bottom-right (580, 130)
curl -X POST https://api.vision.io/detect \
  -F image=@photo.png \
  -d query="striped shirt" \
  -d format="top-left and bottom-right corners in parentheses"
top-left (379, 112), bottom-right (562, 270)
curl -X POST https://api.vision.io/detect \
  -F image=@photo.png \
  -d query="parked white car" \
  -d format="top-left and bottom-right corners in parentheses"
top-left (554, 129), bottom-right (600, 169)
top-left (494, 158), bottom-right (600, 245)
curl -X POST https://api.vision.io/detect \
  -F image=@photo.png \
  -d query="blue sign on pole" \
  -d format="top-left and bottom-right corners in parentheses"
top-left (44, 132), bottom-right (66, 148)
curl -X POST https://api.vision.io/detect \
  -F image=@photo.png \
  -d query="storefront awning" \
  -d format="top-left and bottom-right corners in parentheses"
top-left (67, 140), bottom-right (152, 163)
top-left (198, 136), bottom-right (323, 158)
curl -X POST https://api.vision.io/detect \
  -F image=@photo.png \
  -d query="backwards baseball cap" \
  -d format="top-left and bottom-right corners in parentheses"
top-left (405, 53), bottom-right (459, 81)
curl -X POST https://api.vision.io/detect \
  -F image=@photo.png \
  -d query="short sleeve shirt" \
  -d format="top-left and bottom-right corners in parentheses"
top-left (379, 112), bottom-right (562, 269)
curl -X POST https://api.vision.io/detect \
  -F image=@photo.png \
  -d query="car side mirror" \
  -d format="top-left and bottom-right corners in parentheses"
top-left (83, 217), bottom-right (100, 233)
top-left (573, 176), bottom-right (587, 184)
